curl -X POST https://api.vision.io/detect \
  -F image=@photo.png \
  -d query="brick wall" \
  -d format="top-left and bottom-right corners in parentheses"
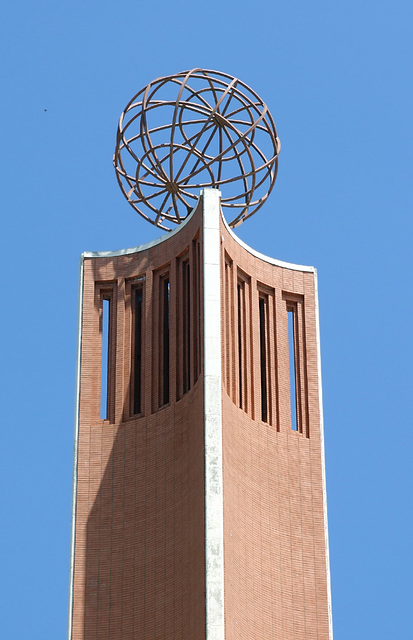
top-left (69, 194), bottom-right (331, 639)
top-left (220, 217), bottom-right (330, 639)
top-left (71, 201), bottom-right (206, 639)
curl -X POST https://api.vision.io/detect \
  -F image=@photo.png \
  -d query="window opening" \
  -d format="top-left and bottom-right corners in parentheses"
top-left (132, 284), bottom-right (143, 415)
top-left (237, 280), bottom-right (245, 409)
top-left (160, 276), bottom-right (170, 406)
top-left (287, 305), bottom-right (298, 431)
top-left (224, 259), bottom-right (231, 392)
top-left (259, 295), bottom-right (268, 423)
top-left (192, 237), bottom-right (201, 381)
top-left (182, 260), bottom-right (190, 394)
top-left (100, 296), bottom-right (111, 420)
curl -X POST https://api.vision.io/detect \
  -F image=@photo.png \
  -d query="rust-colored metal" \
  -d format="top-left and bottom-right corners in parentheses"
top-left (114, 69), bottom-right (280, 231)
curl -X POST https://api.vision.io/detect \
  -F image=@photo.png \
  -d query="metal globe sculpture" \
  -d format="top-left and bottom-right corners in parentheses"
top-left (114, 69), bottom-right (280, 231)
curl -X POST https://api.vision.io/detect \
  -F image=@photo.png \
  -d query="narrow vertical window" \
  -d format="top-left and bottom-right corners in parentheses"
top-left (237, 280), bottom-right (245, 409)
top-left (258, 284), bottom-right (277, 428)
top-left (236, 272), bottom-right (252, 414)
top-left (287, 305), bottom-right (298, 431)
top-left (224, 258), bottom-right (231, 393)
top-left (284, 294), bottom-right (308, 436)
top-left (259, 295), bottom-right (268, 423)
top-left (131, 283), bottom-right (143, 415)
top-left (182, 259), bottom-right (190, 394)
top-left (160, 275), bottom-right (170, 406)
top-left (192, 237), bottom-right (201, 382)
top-left (100, 296), bottom-right (110, 419)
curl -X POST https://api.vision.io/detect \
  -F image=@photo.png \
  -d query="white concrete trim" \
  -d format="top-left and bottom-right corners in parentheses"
top-left (82, 195), bottom-right (314, 275)
top-left (221, 213), bottom-right (316, 273)
top-left (314, 270), bottom-right (334, 639)
top-left (82, 196), bottom-right (201, 259)
top-left (67, 255), bottom-right (84, 640)
top-left (202, 188), bottom-right (225, 640)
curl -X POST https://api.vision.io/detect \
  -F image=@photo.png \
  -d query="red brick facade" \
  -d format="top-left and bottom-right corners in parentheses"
top-left (69, 193), bottom-right (332, 639)
top-left (220, 218), bottom-right (331, 639)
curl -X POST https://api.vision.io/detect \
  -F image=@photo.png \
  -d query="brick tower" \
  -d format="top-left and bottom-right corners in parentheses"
top-left (68, 71), bottom-right (333, 640)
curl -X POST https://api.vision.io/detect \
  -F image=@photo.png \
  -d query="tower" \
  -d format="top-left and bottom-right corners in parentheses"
top-left (68, 70), bottom-right (333, 640)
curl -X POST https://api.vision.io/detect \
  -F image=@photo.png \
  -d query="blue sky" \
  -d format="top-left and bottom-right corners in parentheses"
top-left (1, 1), bottom-right (412, 637)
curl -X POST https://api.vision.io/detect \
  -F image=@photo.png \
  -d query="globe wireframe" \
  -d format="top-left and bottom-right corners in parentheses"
top-left (114, 69), bottom-right (280, 231)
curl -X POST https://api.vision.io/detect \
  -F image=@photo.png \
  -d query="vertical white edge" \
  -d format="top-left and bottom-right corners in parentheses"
top-left (202, 188), bottom-right (225, 640)
top-left (67, 254), bottom-right (84, 640)
top-left (314, 269), bottom-right (334, 639)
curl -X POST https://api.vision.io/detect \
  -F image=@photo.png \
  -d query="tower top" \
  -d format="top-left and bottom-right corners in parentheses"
top-left (113, 69), bottom-right (280, 231)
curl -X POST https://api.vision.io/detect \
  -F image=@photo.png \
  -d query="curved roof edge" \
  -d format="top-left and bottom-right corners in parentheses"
top-left (221, 211), bottom-right (315, 274)
top-left (82, 193), bottom-right (203, 259)
top-left (82, 189), bottom-right (315, 274)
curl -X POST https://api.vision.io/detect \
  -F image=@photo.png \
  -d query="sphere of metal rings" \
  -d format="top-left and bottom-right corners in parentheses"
top-left (114, 69), bottom-right (280, 231)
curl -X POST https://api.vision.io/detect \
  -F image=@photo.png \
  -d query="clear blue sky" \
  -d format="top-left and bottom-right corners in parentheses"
top-left (1, 1), bottom-right (412, 638)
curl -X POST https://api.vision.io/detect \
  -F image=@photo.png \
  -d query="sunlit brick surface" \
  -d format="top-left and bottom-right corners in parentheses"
top-left (220, 217), bottom-right (330, 639)
top-left (69, 194), bottom-right (331, 639)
